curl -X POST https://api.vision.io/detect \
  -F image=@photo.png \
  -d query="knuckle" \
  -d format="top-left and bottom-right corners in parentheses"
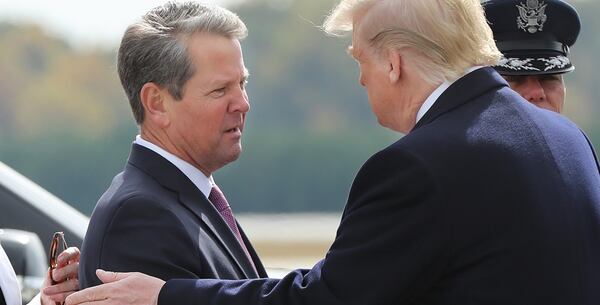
top-left (52, 270), bottom-right (61, 281)
top-left (67, 263), bottom-right (79, 276)
top-left (70, 279), bottom-right (80, 290)
top-left (86, 291), bottom-right (95, 302)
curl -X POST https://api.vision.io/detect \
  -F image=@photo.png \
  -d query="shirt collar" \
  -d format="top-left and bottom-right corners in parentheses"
top-left (416, 66), bottom-right (484, 123)
top-left (134, 135), bottom-right (214, 198)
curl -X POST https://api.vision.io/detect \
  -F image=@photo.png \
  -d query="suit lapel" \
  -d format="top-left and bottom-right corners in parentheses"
top-left (177, 191), bottom-right (260, 278)
top-left (127, 144), bottom-right (259, 279)
top-left (412, 67), bottom-right (508, 132)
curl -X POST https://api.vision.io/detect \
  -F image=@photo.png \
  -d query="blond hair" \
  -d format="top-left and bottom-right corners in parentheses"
top-left (324, 0), bottom-right (502, 84)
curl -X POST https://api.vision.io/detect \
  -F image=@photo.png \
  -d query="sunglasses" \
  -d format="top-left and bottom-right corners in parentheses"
top-left (48, 231), bottom-right (69, 305)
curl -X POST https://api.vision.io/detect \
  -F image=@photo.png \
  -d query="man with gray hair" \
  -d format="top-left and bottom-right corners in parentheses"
top-left (69, 0), bottom-right (600, 304)
top-left (78, 0), bottom-right (267, 294)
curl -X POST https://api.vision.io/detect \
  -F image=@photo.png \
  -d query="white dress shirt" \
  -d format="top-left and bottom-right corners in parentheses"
top-left (0, 245), bottom-right (42, 305)
top-left (416, 66), bottom-right (484, 124)
top-left (134, 135), bottom-right (214, 198)
top-left (0, 244), bottom-right (20, 305)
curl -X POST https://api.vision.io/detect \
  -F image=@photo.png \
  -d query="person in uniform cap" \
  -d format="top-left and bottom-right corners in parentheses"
top-left (483, 0), bottom-right (580, 113)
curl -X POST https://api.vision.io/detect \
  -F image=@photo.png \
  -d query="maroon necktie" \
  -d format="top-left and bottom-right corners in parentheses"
top-left (208, 185), bottom-right (256, 270)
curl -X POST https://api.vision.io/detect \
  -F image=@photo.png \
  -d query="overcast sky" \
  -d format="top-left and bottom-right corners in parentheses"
top-left (0, 0), bottom-right (589, 49)
top-left (0, 0), bottom-right (243, 48)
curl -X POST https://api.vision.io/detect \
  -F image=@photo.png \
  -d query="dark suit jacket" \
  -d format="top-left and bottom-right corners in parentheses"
top-left (79, 144), bottom-right (267, 289)
top-left (158, 68), bottom-right (600, 305)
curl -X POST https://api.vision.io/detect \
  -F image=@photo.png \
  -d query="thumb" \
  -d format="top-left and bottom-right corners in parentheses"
top-left (96, 269), bottom-right (132, 284)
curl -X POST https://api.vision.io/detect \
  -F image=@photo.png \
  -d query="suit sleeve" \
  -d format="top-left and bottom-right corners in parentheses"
top-left (158, 147), bottom-right (449, 305)
top-left (93, 196), bottom-right (203, 285)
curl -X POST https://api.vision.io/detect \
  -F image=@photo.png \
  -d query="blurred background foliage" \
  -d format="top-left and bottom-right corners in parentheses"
top-left (0, 0), bottom-right (598, 215)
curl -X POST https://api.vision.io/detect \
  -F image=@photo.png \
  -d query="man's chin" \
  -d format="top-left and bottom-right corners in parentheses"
top-left (223, 146), bottom-right (243, 164)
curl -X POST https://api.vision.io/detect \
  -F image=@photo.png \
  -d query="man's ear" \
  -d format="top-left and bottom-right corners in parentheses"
top-left (387, 48), bottom-right (402, 83)
top-left (140, 82), bottom-right (170, 128)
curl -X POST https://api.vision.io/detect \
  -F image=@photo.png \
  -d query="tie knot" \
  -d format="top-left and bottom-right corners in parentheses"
top-left (209, 185), bottom-right (229, 211)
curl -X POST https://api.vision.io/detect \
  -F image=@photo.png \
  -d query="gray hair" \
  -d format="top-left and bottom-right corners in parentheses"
top-left (118, 1), bottom-right (248, 124)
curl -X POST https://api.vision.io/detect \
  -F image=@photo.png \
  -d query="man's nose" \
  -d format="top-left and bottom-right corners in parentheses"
top-left (522, 77), bottom-right (546, 103)
top-left (230, 89), bottom-right (250, 113)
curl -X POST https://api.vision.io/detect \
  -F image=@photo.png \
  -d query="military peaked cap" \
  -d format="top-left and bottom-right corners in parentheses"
top-left (483, 0), bottom-right (581, 75)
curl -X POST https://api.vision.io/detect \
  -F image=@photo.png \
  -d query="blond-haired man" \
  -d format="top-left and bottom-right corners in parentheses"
top-left (67, 0), bottom-right (600, 304)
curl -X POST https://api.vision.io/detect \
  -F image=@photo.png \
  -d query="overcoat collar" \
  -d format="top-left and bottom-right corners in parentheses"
top-left (412, 67), bottom-right (509, 132)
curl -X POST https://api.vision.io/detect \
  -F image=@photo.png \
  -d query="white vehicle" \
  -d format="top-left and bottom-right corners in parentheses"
top-left (0, 161), bottom-right (88, 304)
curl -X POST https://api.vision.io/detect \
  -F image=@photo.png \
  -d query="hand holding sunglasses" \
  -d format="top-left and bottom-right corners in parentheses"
top-left (41, 232), bottom-right (80, 305)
